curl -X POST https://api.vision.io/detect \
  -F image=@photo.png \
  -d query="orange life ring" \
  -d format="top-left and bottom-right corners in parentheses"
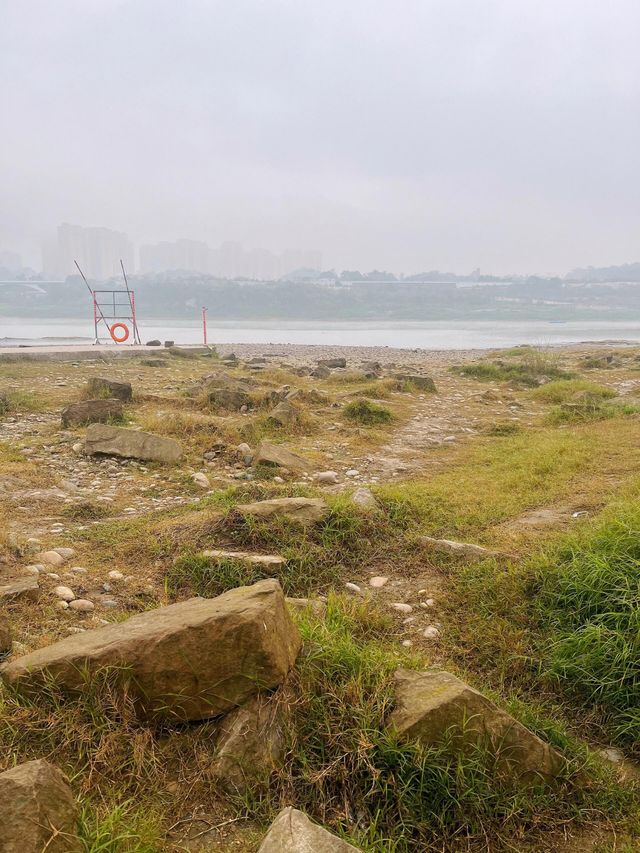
top-left (110, 322), bottom-right (130, 343)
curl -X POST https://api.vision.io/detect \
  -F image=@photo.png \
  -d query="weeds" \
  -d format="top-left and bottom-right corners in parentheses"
top-left (343, 399), bottom-right (393, 426)
top-left (78, 801), bottom-right (165, 853)
top-left (536, 501), bottom-right (640, 748)
top-left (255, 599), bottom-right (635, 852)
top-left (455, 350), bottom-right (573, 387)
top-left (548, 398), bottom-right (640, 425)
top-left (530, 379), bottom-right (616, 404)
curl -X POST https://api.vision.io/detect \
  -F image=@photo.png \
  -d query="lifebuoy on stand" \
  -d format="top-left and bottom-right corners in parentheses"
top-left (110, 322), bottom-right (130, 343)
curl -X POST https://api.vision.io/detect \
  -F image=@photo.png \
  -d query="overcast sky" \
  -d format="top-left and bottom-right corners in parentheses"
top-left (1, 0), bottom-right (639, 274)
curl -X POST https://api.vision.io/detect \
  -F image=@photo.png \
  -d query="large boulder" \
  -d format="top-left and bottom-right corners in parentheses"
top-left (0, 759), bottom-right (80, 853)
top-left (61, 398), bottom-right (123, 428)
top-left (84, 424), bottom-right (182, 463)
top-left (393, 373), bottom-right (437, 392)
top-left (258, 807), bottom-right (362, 852)
top-left (236, 497), bottom-right (329, 526)
top-left (0, 580), bottom-right (300, 722)
top-left (86, 377), bottom-right (132, 401)
top-left (208, 387), bottom-right (251, 411)
top-left (311, 366), bottom-right (331, 379)
top-left (318, 358), bottom-right (347, 369)
top-left (254, 441), bottom-right (314, 472)
top-left (211, 694), bottom-right (285, 793)
top-left (388, 670), bottom-right (565, 784)
top-left (267, 400), bottom-right (297, 427)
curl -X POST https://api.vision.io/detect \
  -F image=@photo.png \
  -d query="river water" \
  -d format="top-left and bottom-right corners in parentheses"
top-left (1, 317), bottom-right (640, 350)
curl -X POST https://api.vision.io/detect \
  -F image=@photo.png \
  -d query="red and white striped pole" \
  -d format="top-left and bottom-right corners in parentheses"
top-left (202, 306), bottom-right (208, 346)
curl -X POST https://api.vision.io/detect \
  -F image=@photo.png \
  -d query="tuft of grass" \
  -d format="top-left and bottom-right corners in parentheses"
top-left (456, 350), bottom-right (573, 388)
top-left (343, 399), bottom-right (393, 426)
top-left (63, 501), bottom-right (113, 521)
top-left (78, 801), bottom-right (165, 853)
top-left (530, 379), bottom-right (616, 405)
top-left (485, 421), bottom-right (521, 437)
top-left (167, 554), bottom-right (270, 598)
top-left (536, 500), bottom-right (640, 748)
top-left (548, 398), bottom-right (640, 425)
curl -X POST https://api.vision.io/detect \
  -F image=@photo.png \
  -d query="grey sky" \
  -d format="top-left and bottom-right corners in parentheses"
top-left (1, 0), bottom-right (639, 274)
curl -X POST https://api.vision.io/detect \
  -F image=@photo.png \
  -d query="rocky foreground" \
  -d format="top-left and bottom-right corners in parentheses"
top-left (0, 342), bottom-right (639, 851)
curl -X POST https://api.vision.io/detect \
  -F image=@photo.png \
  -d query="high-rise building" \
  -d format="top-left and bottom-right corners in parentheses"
top-left (139, 239), bottom-right (210, 274)
top-left (281, 248), bottom-right (322, 275)
top-left (42, 224), bottom-right (134, 280)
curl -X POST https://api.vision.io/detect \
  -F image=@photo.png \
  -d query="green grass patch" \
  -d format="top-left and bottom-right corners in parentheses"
top-left (377, 429), bottom-right (594, 539)
top-left (79, 801), bottom-right (164, 853)
top-left (530, 379), bottom-right (616, 405)
top-left (548, 399), bottom-right (640, 425)
top-left (536, 500), bottom-right (640, 748)
top-left (255, 599), bottom-right (634, 852)
top-left (455, 350), bottom-right (573, 388)
top-left (343, 399), bottom-right (393, 426)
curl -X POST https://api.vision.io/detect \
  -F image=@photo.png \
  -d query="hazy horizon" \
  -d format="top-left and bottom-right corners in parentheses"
top-left (2, 1), bottom-right (639, 276)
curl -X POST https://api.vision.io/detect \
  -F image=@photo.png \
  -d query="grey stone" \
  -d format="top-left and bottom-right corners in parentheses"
top-left (211, 695), bottom-right (285, 792)
top-left (1, 580), bottom-right (300, 723)
top-left (0, 759), bottom-right (80, 853)
top-left (254, 441), bottom-right (314, 473)
top-left (0, 576), bottom-right (39, 603)
top-left (236, 497), bottom-right (329, 526)
top-left (393, 373), bottom-right (437, 392)
top-left (84, 424), bottom-right (182, 463)
top-left (388, 669), bottom-right (565, 784)
top-left (86, 377), bottom-right (132, 401)
top-left (61, 399), bottom-right (123, 428)
top-left (258, 807), bottom-right (362, 852)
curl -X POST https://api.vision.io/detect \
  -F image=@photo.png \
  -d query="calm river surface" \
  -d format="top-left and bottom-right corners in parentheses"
top-left (2, 318), bottom-right (640, 350)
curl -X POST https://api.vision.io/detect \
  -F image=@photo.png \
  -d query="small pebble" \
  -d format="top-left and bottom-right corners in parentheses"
top-left (345, 582), bottom-right (361, 594)
top-left (69, 567), bottom-right (88, 574)
top-left (390, 603), bottom-right (413, 614)
top-left (369, 576), bottom-right (388, 588)
top-left (423, 626), bottom-right (440, 639)
top-left (56, 600), bottom-right (69, 610)
top-left (54, 585), bottom-right (75, 602)
top-left (108, 571), bottom-right (124, 580)
top-left (401, 640), bottom-right (414, 647)
top-left (69, 599), bottom-right (94, 612)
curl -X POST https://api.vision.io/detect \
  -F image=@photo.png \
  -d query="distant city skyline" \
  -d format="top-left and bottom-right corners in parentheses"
top-left (39, 224), bottom-right (323, 280)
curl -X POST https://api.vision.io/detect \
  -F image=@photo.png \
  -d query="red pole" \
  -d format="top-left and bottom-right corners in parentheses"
top-left (131, 290), bottom-right (139, 344)
top-left (202, 306), bottom-right (208, 346)
top-left (92, 290), bottom-right (98, 344)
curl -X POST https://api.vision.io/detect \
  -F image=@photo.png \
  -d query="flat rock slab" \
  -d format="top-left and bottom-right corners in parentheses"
top-left (420, 536), bottom-right (510, 560)
top-left (393, 373), bottom-right (437, 392)
top-left (202, 549), bottom-right (285, 568)
top-left (61, 398), bottom-right (123, 428)
top-left (254, 441), bottom-right (314, 472)
top-left (388, 669), bottom-right (565, 784)
top-left (0, 759), bottom-right (80, 853)
top-left (236, 497), bottom-right (329, 526)
top-left (84, 423), bottom-right (182, 463)
top-left (258, 807), bottom-right (362, 852)
top-left (1, 579), bottom-right (300, 722)
top-left (0, 576), bottom-right (39, 602)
